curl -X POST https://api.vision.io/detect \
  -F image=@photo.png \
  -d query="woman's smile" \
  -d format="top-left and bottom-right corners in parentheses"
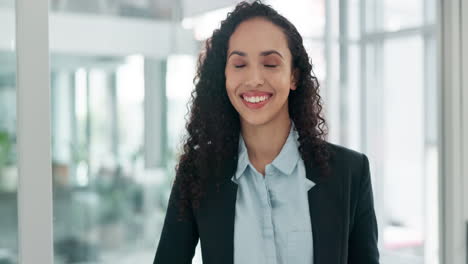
top-left (240, 91), bottom-right (273, 109)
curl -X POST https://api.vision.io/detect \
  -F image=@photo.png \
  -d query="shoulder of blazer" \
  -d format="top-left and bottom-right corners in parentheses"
top-left (319, 141), bottom-right (370, 202)
top-left (324, 144), bottom-right (379, 263)
top-left (324, 141), bottom-right (367, 171)
top-left (324, 142), bottom-right (374, 221)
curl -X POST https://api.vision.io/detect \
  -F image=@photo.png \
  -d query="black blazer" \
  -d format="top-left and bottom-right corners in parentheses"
top-left (154, 142), bottom-right (380, 264)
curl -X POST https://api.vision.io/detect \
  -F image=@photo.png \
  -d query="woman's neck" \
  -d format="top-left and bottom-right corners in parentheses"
top-left (240, 112), bottom-right (291, 173)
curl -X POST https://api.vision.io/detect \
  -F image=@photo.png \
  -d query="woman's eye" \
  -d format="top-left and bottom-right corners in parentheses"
top-left (233, 64), bottom-right (277, 68)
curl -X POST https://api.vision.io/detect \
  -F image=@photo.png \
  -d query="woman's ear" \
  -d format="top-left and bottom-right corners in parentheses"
top-left (291, 83), bottom-right (296, 91)
top-left (290, 69), bottom-right (299, 91)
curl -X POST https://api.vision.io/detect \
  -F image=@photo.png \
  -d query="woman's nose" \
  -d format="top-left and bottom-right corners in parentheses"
top-left (244, 66), bottom-right (264, 87)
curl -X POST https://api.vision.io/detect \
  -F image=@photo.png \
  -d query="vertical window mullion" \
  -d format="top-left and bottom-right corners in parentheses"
top-left (462, 0), bottom-right (468, 228)
top-left (439, 0), bottom-right (466, 263)
top-left (15, 0), bottom-right (53, 263)
top-left (338, 0), bottom-right (349, 146)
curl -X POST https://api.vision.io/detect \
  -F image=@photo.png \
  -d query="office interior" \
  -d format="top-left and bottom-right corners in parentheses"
top-left (0, 0), bottom-right (467, 263)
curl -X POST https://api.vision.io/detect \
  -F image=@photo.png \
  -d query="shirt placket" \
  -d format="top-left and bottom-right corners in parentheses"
top-left (260, 170), bottom-right (277, 264)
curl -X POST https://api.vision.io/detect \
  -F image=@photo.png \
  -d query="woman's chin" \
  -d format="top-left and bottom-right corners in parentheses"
top-left (239, 113), bottom-right (273, 128)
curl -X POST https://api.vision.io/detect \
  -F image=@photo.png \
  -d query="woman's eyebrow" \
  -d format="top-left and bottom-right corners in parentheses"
top-left (260, 50), bottom-right (283, 59)
top-left (228, 50), bottom-right (284, 59)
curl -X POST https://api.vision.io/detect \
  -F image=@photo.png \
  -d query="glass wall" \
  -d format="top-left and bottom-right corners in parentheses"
top-left (51, 55), bottom-right (161, 263)
top-left (48, 0), bottom-right (196, 261)
top-left (0, 1), bottom-right (18, 264)
top-left (348, 0), bottom-right (439, 263)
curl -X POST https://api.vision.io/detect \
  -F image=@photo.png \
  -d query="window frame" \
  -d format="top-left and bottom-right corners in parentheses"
top-left (16, 0), bottom-right (54, 263)
top-left (438, 0), bottom-right (468, 263)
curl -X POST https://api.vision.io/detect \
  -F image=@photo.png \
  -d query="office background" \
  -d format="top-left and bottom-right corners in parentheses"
top-left (0, 0), bottom-right (467, 263)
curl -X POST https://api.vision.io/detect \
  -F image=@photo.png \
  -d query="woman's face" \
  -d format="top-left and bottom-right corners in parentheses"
top-left (225, 17), bottom-right (296, 127)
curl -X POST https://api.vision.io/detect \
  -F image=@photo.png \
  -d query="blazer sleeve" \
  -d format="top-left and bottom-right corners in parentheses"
top-left (153, 180), bottom-right (199, 264)
top-left (348, 154), bottom-right (380, 264)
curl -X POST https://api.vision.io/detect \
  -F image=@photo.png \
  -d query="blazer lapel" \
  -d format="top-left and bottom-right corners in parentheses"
top-left (223, 180), bottom-right (238, 264)
top-left (306, 162), bottom-right (344, 264)
top-left (202, 157), bottom-right (238, 264)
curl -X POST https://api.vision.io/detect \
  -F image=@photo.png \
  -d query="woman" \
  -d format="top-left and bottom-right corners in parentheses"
top-left (154, 1), bottom-right (379, 264)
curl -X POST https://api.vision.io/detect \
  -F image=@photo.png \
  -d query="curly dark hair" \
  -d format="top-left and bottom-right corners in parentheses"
top-left (172, 0), bottom-right (332, 220)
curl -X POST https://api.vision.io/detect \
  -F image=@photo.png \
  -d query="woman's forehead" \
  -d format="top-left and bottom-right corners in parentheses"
top-left (227, 18), bottom-right (290, 56)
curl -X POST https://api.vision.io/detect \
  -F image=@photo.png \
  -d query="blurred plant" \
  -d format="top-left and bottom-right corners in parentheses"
top-left (94, 165), bottom-right (137, 225)
top-left (0, 130), bottom-right (14, 170)
top-left (54, 237), bottom-right (98, 263)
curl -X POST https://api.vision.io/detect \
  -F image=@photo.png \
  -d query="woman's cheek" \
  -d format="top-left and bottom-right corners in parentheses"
top-left (225, 81), bottom-right (235, 96)
top-left (226, 76), bottom-right (241, 93)
top-left (225, 82), bottom-right (238, 105)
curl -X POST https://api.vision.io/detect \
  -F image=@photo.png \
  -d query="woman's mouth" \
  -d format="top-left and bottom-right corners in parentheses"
top-left (240, 92), bottom-right (273, 109)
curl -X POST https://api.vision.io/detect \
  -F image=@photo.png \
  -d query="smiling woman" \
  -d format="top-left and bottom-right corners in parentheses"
top-left (153, 1), bottom-right (379, 264)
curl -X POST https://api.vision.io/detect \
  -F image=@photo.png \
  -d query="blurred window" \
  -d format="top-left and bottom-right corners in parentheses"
top-left (0, 1), bottom-right (19, 264)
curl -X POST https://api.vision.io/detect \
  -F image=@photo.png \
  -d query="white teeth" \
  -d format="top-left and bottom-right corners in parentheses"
top-left (243, 95), bottom-right (270, 103)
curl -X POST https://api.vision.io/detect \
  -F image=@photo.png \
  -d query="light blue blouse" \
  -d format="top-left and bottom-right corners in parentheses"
top-left (231, 121), bottom-right (316, 264)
